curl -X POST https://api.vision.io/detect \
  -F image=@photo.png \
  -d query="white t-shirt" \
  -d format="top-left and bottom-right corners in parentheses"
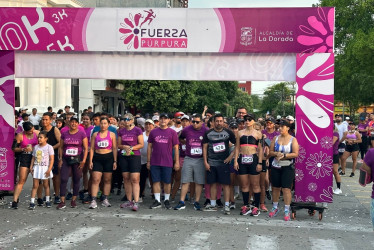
top-left (29, 114), bottom-right (41, 126)
top-left (140, 132), bottom-right (149, 165)
top-left (170, 125), bottom-right (183, 133)
top-left (33, 144), bottom-right (54, 167)
top-left (335, 122), bottom-right (348, 141)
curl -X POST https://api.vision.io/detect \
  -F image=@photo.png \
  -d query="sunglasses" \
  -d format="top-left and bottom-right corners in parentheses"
top-left (124, 118), bottom-right (132, 121)
top-left (192, 121), bottom-right (201, 124)
top-left (244, 117), bottom-right (253, 121)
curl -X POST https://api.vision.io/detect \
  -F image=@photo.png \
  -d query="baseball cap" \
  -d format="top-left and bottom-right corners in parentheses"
top-left (174, 111), bottom-right (184, 118)
top-left (145, 119), bottom-right (155, 125)
top-left (70, 117), bottom-right (79, 123)
top-left (181, 115), bottom-right (190, 120)
top-left (64, 105), bottom-right (71, 109)
top-left (345, 116), bottom-right (350, 120)
top-left (21, 113), bottom-right (30, 118)
top-left (21, 106), bottom-right (28, 111)
top-left (278, 120), bottom-right (291, 128)
top-left (160, 113), bottom-right (170, 119)
top-left (286, 115), bottom-right (295, 121)
top-left (276, 115), bottom-right (281, 119)
top-left (265, 117), bottom-right (276, 123)
top-left (152, 115), bottom-right (159, 121)
top-left (229, 122), bottom-right (238, 128)
top-left (137, 117), bottom-right (145, 127)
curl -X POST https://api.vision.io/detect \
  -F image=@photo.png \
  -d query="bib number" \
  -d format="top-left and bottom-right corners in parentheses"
top-left (66, 148), bottom-right (78, 156)
top-left (242, 154), bottom-right (253, 164)
top-left (97, 140), bottom-right (109, 148)
top-left (213, 142), bottom-right (225, 153)
top-left (338, 148), bottom-right (345, 153)
top-left (181, 144), bottom-right (186, 151)
top-left (191, 147), bottom-right (202, 156)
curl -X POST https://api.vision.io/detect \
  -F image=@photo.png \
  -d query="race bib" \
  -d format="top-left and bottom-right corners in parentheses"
top-left (371, 131), bottom-right (374, 136)
top-left (213, 142), bottom-right (225, 153)
top-left (97, 140), bottom-right (109, 148)
top-left (181, 144), bottom-right (186, 151)
top-left (338, 148), bottom-right (345, 153)
top-left (242, 154), bottom-right (253, 164)
top-left (66, 147), bottom-right (78, 156)
top-left (191, 147), bottom-right (202, 156)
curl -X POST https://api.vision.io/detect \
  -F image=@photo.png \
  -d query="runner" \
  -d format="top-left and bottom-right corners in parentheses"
top-left (147, 113), bottom-right (179, 209)
top-left (11, 122), bottom-right (39, 209)
top-left (341, 122), bottom-right (362, 177)
top-left (139, 119), bottom-right (155, 202)
top-left (118, 113), bottom-right (144, 211)
top-left (29, 131), bottom-right (54, 209)
top-left (88, 117), bottom-right (117, 209)
top-left (335, 114), bottom-right (348, 175)
top-left (57, 117), bottom-right (88, 209)
top-left (40, 112), bottom-right (61, 205)
top-left (369, 114), bottom-right (374, 148)
top-left (80, 114), bottom-right (94, 200)
top-left (173, 114), bottom-right (208, 211)
top-left (238, 114), bottom-right (263, 216)
top-left (203, 114), bottom-right (238, 214)
top-left (360, 148), bottom-right (374, 231)
top-left (358, 116), bottom-right (369, 163)
top-left (268, 120), bottom-right (299, 221)
top-left (332, 126), bottom-right (342, 194)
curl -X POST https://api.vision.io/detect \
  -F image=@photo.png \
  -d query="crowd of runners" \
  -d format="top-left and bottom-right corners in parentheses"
top-left (9, 105), bottom-right (374, 222)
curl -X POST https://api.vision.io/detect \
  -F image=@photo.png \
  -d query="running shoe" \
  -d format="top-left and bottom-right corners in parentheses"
top-left (224, 205), bottom-right (230, 215)
top-left (216, 199), bottom-right (224, 208)
top-left (251, 207), bottom-right (260, 217)
top-left (349, 172), bottom-right (355, 177)
top-left (234, 193), bottom-right (240, 200)
top-left (268, 207), bottom-right (280, 218)
top-left (56, 202), bottom-right (66, 210)
top-left (37, 198), bottom-right (44, 206)
top-left (83, 194), bottom-right (92, 204)
top-left (132, 202), bottom-right (139, 211)
top-left (54, 196), bottom-right (61, 204)
top-left (266, 190), bottom-right (272, 200)
top-left (260, 203), bottom-right (268, 212)
top-left (203, 199), bottom-right (211, 207)
top-left (333, 188), bottom-right (342, 195)
top-left (240, 205), bottom-right (252, 216)
top-left (164, 200), bottom-right (172, 210)
top-left (120, 201), bottom-right (133, 208)
top-left (11, 201), bottom-right (18, 209)
top-left (174, 201), bottom-right (186, 210)
top-left (229, 202), bottom-right (236, 210)
top-left (71, 200), bottom-right (77, 208)
top-left (339, 171), bottom-right (345, 176)
top-left (203, 204), bottom-right (218, 212)
top-left (29, 203), bottom-right (36, 210)
top-left (46, 201), bottom-right (52, 208)
top-left (150, 200), bottom-right (161, 209)
top-left (66, 192), bottom-right (73, 200)
top-left (284, 210), bottom-right (291, 221)
top-left (102, 199), bottom-right (111, 207)
top-left (193, 202), bottom-right (201, 211)
top-left (89, 200), bottom-right (97, 209)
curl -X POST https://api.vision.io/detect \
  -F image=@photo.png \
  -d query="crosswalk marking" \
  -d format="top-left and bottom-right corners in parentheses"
top-left (246, 235), bottom-right (278, 250)
top-left (310, 238), bottom-right (340, 250)
top-left (0, 226), bottom-right (45, 247)
top-left (40, 226), bottom-right (102, 250)
top-left (178, 232), bottom-right (211, 250)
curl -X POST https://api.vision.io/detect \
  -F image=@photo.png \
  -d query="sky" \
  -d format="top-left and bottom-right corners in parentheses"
top-left (189, 0), bottom-right (319, 96)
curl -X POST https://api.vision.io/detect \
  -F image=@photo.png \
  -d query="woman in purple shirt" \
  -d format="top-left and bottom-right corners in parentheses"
top-left (117, 113), bottom-right (144, 211)
top-left (361, 148), bottom-right (374, 231)
top-left (57, 117), bottom-right (88, 209)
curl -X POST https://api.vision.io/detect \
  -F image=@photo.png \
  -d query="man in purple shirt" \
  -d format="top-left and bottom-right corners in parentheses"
top-left (173, 114), bottom-right (208, 211)
top-left (362, 148), bottom-right (374, 230)
top-left (147, 113), bottom-right (179, 209)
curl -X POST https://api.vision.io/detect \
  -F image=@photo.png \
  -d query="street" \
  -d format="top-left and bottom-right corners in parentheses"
top-left (1, 161), bottom-right (373, 250)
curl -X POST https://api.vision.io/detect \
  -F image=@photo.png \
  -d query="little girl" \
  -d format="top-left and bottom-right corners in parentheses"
top-left (29, 131), bottom-right (54, 209)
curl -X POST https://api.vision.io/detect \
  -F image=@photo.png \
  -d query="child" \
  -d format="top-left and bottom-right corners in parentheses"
top-left (29, 131), bottom-right (54, 209)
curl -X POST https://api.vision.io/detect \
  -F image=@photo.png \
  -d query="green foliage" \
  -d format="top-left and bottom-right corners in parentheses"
top-left (228, 89), bottom-right (253, 114)
top-left (260, 82), bottom-right (295, 116)
top-left (119, 80), bottom-right (246, 115)
top-left (319, 0), bottom-right (374, 113)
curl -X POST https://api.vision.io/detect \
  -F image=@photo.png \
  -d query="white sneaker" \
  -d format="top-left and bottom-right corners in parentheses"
top-left (333, 188), bottom-right (342, 195)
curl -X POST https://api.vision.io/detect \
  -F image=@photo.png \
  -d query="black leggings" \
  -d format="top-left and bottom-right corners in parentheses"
top-left (139, 164), bottom-right (149, 197)
top-left (359, 136), bottom-right (368, 159)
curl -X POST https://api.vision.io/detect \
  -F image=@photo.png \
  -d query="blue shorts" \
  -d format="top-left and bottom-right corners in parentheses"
top-left (150, 165), bottom-right (173, 184)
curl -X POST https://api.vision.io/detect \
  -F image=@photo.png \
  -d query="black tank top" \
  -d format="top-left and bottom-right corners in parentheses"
top-left (240, 135), bottom-right (259, 146)
top-left (42, 126), bottom-right (58, 149)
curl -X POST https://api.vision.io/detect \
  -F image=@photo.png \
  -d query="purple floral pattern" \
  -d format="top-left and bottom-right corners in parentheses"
top-left (295, 53), bottom-right (334, 203)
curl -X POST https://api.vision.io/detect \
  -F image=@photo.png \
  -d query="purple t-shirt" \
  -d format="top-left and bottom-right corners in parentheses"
top-left (333, 132), bottom-right (339, 155)
top-left (84, 125), bottom-right (94, 147)
top-left (61, 129), bottom-right (87, 157)
top-left (180, 125), bottom-right (208, 158)
top-left (148, 127), bottom-right (178, 167)
top-left (262, 129), bottom-right (280, 141)
top-left (118, 126), bottom-right (143, 156)
top-left (357, 123), bottom-right (368, 136)
top-left (363, 148), bottom-right (374, 198)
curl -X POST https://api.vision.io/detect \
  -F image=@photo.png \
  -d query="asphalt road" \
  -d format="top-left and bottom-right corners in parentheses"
top-left (1, 161), bottom-right (373, 250)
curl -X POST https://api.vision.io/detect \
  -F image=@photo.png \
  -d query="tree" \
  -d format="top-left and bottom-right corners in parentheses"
top-left (260, 82), bottom-right (294, 116)
top-left (319, 0), bottom-right (374, 114)
top-left (228, 89), bottom-right (253, 114)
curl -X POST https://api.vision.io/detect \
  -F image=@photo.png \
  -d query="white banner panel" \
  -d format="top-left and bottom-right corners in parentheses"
top-left (15, 51), bottom-right (296, 81)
